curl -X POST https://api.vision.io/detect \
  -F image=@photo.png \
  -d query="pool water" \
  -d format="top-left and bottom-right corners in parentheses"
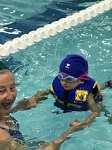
top-left (0, 0), bottom-right (101, 44)
top-left (1, 0), bottom-right (112, 150)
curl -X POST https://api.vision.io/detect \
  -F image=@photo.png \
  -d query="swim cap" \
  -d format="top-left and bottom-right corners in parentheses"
top-left (0, 61), bottom-right (10, 70)
top-left (59, 54), bottom-right (88, 78)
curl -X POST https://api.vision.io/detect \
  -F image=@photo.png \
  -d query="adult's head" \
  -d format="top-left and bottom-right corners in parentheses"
top-left (0, 61), bottom-right (17, 115)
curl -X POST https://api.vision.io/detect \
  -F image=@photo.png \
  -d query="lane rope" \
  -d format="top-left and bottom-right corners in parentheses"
top-left (0, 0), bottom-right (112, 57)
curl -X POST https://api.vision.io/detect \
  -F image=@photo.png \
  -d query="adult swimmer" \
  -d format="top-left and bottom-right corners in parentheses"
top-left (0, 61), bottom-right (83, 150)
top-left (12, 54), bottom-right (112, 128)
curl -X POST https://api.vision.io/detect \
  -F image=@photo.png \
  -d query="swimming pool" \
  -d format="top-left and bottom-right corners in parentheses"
top-left (0, 0), bottom-right (112, 150)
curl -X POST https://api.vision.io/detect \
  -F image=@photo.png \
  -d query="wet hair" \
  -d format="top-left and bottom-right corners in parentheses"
top-left (0, 61), bottom-right (12, 74)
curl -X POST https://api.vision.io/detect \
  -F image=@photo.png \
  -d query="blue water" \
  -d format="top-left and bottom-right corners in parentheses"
top-left (0, 0), bottom-right (102, 44)
top-left (0, 0), bottom-right (112, 150)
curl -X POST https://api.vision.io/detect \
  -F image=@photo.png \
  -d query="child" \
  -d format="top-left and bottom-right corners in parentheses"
top-left (13, 54), bottom-right (112, 127)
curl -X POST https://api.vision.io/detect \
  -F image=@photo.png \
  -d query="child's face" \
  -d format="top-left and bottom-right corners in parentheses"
top-left (59, 72), bottom-right (81, 91)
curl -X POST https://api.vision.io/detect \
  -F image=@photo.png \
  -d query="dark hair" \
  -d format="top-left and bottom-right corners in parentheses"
top-left (0, 61), bottom-right (11, 71)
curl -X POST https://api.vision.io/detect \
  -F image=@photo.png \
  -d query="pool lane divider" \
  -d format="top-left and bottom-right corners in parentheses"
top-left (0, 0), bottom-right (112, 57)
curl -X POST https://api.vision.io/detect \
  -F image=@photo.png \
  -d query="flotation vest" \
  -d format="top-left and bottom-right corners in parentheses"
top-left (50, 76), bottom-right (101, 111)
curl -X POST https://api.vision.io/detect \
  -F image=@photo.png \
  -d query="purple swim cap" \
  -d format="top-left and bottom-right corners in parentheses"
top-left (59, 54), bottom-right (88, 78)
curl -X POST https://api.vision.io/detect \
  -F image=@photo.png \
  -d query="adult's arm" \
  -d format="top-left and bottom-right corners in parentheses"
top-left (11, 89), bottom-right (51, 113)
top-left (36, 124), bottom-right (85, 150)
top-left (0, 137), bottom-right (26, 150)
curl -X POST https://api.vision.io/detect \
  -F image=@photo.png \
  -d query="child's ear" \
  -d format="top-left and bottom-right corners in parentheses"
top-left (78, 80), bottom-right (84, 84)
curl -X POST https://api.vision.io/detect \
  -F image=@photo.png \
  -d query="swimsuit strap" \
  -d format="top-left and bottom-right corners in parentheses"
top-left (0, 125), bottom-right (25, 144)
top-left (8, 129), bottom-right (25, 144)
top-left (0, 125), bottom-right (9, 133)
top-left (9, 115), bottom-right (19, 128)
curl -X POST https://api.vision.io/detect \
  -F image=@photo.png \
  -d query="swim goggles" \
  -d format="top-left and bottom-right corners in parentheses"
top-left (58, 71), bottom-right (89, 83)
top-left (58, 72), bottom-right (77, 83)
